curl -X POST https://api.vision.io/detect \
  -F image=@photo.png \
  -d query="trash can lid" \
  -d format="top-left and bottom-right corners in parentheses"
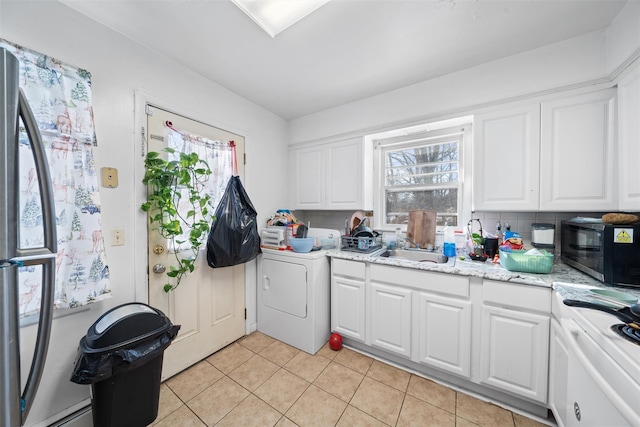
top-left (82, 303), bottom-right (173, 353)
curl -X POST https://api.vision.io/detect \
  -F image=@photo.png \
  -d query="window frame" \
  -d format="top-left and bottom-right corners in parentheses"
top-left (372, 125), bottom-right (472, 232)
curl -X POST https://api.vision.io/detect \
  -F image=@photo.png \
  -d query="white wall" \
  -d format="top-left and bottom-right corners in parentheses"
top-left (1, 3), bottom-right (287, 422)
top-left (606, 0), bottom-right (640, 74)
top-left (289, 0), bottom-right (640, 145)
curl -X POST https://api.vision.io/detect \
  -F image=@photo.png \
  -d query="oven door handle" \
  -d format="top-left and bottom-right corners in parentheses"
top-left (561, 319), bottom-right (639, 425)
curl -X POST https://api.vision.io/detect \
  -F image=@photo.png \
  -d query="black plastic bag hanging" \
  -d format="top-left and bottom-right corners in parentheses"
top-left (206, 174), bottom-right (261, 268)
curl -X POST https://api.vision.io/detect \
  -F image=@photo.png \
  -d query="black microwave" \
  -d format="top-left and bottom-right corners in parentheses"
top-left (561, 220), bottom-right (640, 286)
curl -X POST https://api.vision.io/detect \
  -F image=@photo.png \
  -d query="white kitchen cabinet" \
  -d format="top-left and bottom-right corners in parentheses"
top-left (292, 144), bottom-right (325, 209)
top-left (473, 103), bottom-right (541, 211)
top-left (480, 280), bottom-right (550, 403)
top-left (473, 88), bottom-right (616, 211)
top-left (369, 281), bottom-right (412, 358)
top-left (331, 259), bottom-right (366, 342)
top-left (479, 305), bottom-right (549, 403)
top-left (540, 89), bottom-right (616, 211)
top-left (549, 319), bottom-right (569, 427)
top-left (617, 61), bottom-right (640, 210)
top-left (290, 137), bottom-right (372, 210)
top-left (414, 291), bottom-right (472, 378)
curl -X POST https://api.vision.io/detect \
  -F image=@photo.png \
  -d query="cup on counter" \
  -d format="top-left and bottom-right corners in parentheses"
top-left (484, 237), bottom-right (499, 258)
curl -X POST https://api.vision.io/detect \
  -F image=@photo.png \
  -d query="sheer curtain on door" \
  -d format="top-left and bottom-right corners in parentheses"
top-left (164, 122), bottom-right (235, 252)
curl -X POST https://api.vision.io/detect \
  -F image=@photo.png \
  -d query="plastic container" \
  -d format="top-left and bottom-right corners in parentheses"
top-left (499, 249), bottom-right (554, 274)
top-left (70, 303), bottom-right (180, 427)
top-left (443, 224), bottom-right (456, 257)
top-left (532, 223), bottom-right (555, 245)
top-left (289, 237), bottom-right (315, 252)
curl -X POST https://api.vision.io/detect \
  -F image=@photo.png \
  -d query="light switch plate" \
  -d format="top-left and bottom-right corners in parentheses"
top-left (101, 167), bottom-right (118, 188)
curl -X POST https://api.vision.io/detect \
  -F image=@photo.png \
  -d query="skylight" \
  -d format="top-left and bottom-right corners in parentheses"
top-left (232, 0), bottom-right (330, 37)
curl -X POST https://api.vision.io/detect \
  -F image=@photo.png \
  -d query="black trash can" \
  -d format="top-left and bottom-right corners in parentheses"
top-left (70, 303), bottom-right (180, 427)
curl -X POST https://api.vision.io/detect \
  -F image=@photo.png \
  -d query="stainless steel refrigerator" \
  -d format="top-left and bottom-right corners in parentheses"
top-left (1, 47), bottom-right (58, 427)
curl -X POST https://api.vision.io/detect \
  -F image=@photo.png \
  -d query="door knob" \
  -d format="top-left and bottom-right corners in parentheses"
top-left (152, 263), bottom-right (166, 274)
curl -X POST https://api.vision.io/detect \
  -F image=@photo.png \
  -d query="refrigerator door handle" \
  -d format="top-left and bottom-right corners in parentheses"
top-left (17, 88), bottom-right (57, 424)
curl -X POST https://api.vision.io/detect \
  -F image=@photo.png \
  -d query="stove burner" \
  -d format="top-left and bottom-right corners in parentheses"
top-left (611, 324), bottom-right (640, 346)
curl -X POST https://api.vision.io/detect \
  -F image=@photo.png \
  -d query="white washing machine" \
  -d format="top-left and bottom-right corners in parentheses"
top-left (257, 228), bottom-right (340, 354)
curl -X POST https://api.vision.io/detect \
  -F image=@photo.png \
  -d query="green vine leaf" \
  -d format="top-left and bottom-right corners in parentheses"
top-left (142, 148), bottom-right (214, 292)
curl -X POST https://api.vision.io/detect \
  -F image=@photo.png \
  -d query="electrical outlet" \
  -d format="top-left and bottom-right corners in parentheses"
top-left (112, 228), bottom-right (125, 246)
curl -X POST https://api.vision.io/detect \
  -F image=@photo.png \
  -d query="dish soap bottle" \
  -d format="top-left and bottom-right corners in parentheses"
top-left (443, 223), bottom-right (456, 257)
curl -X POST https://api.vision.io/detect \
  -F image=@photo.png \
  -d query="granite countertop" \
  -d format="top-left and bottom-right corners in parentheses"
top-left (327, 247), bottom-right (613, 289)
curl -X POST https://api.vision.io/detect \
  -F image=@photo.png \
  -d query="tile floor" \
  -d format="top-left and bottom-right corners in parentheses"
top-left (151, 332), bottom-right (552, 427)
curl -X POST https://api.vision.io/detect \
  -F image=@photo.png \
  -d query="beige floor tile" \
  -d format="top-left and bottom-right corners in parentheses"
top-left (313, 361), bottom-right (364, 402)
top-left (457, 392), bottom-right (515, 427)
top-left (165, 361), bottom-right (224, 402)
top-left (254, 368), bottom-right (311, 414)
top-left (367, 359), bottom-right (411, 392)
top-left (215, 394), bottom-right (282, 427)
top-left (284, 351), bottom-right (331, 382)
top-left (456, 417), bottom-right (482, 427)
top-left (239, 331), bottom-right (276, 352)
top-left (187, 376), bottom-right (250, 426)
top-left (350, 376), bottom-right (405, 426)
top-left (286, 385), bottom-right (348, 427)
top-left (206, 342), bottom-right (255, 374)
top-left (316, 342), bottom-right (340, 360)
top-left (151, 384), bottom-right (183, 425)
top-left (228, 354), bottom-right (280, 391)
top-left (333, 347), bottom-right (374, 374)
top-left (336, 405), bottom-right (387, 427)
top-left (152, 405), bottom-right (206, 427)
top-left (513, 412), bottom-right (550, 427)
top-left (406, 375), bottom-right (456, 414)
top-left (260, 340), bottom-right (300, 366)
top-left (397, 394), bottom-right (455, 427)
top-left (275, 416), bottom-right (300, 427)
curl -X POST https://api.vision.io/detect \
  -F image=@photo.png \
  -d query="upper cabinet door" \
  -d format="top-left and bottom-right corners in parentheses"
top-left (618, 62), bottom-right (640, 211)
top-left (540, 89), bottom-right (617, 211)
top-left (326, 139), bottom-right (362, 209)
top-left (473, 104), bottom-right (541, 211)
top-left (292, 145), bottom-right (325, 209)
top-left (291, 137), bottom-right (372, 210)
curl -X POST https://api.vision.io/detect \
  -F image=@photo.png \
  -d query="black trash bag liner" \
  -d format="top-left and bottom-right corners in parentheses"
top-left (206, 176), bottom-right (261, 268)
top-left (70, 325), bottom-right (180, 385)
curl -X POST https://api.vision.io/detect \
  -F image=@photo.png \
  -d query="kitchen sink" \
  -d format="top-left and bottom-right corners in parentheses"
top-left (377, 249), bottom-right (448, 263)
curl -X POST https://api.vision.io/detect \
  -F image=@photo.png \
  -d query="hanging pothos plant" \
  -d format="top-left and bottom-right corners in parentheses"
top-left (141, 148), bottom-right (213, 292)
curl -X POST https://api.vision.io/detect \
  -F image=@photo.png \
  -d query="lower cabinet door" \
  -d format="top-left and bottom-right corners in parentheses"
top-left (549, 320), bottom-right (570, 427)
top-left (369, 282), bottom-right (412, 357)
top-left (331, 276), bottom-right (366, 341)
top-left (480, 305), bottom-right (549, 403)
top-left (415, 292), bottom-right (472, 378)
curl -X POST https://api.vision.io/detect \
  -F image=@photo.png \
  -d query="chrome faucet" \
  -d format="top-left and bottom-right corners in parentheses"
top-left (404, 236), bottom-right (420, 249)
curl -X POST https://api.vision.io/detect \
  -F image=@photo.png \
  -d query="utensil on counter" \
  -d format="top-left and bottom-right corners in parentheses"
top-left (295, 224), bottom-right (308, 238)
top-left (563, 299), bottom-right (640, 326)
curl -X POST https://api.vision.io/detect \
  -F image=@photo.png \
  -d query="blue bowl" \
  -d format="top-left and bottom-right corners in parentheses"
top-left (289, 237), bottom-right (315, 253)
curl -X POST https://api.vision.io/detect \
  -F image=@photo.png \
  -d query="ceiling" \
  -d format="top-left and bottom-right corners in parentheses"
top-left (60, 0), bottom-right (627, 120)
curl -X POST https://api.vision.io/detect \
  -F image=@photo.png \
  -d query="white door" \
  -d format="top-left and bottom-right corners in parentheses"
top-left (146, 106), bottom-right (246, 380)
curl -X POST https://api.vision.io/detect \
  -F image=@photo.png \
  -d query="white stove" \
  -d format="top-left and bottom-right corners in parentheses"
top-left (552, 283), bottom-right (640, 426)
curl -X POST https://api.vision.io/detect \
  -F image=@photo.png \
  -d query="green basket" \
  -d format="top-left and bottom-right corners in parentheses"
top-left (499, 249), bottom-right (554, 274)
